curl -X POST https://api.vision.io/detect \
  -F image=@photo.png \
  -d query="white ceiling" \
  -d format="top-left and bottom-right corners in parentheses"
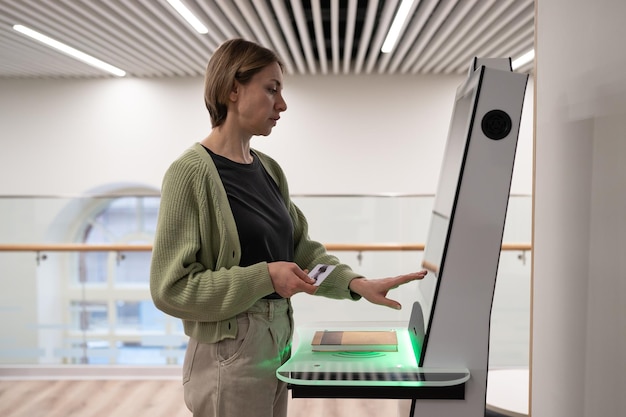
top-left (0, 0), bottom-right (535, 79)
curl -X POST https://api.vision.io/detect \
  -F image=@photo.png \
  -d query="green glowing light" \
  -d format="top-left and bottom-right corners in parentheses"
top-left (277, 325), bottom-right (468, 388)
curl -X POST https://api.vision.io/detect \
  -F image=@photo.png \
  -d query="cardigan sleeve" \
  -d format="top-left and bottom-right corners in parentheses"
top-left (289, 201), bottom-right (362, 300)
top-left (149, 152), bottom-right (276, 323)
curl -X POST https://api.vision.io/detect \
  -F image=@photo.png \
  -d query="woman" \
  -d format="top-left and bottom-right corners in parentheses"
top-left (150, 38), bottom-right (426, 417)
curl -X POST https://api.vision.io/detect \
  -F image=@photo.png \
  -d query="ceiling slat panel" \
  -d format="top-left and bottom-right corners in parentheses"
top-left (4, 1), bottom-right (84, 51)
top-left (421, 0), bottom-right (497, 73)
top-left (404, 0), bottom-right (461, 74)
top-left (114, 0), bottom-right (207, 76)
top-left (69, 0), bottom-right (161, 66)
top-left (310, 0), bottom-right (328, 74)
top-left (499, 43), bottom-right (534, 74)
top-left (215, 0), bottom-right (255, 41)
top-left (234, 0), bottom-right (273, 46)
top-left (0, 0), bottom-right (535, 79)
top-left (270, 0), bottom-right (308, 75)
top-left (47, 0), bottom-right (168, 77)
top-left (385, 0), bottom-right (437, 74)
top-left (353, 0), bottom-right (379, 74)
top-left (376, 0), bottom-right (422, 73)
top-left (138, 1), bottom-right (214, 73)
top-left (461, 10), bottom-right (533, 67)
top-left (444, 0), bottom-right (533, 73)
top-left (181, 0), bottom-right (223, 45)
top-left (481, 24), bottom-right (534, 64)
top-left (249, 0), bottom-right (297, 75)
top-left (289, 0), bottom-right (317, 74)
top-left (431, 0), bottom-right (517, 74)
top-left (2, 0), bottom-right (132, 77)
top-left (330, 0), bottom-right (339, 74)
top-left (342, 0), bottom-right (357, 74)
top-left (113, 1), bottom-right (206, 76)
top-left (195, 0), bottom-right (239, 41)
top-left (0, 32), bottom-right (105, 77)
top-left (363, 0), bottom-right (398, 74)
top-left (411, 0), bottom-right (480, 73)
top-left (62, 0), bottom-right (187, 76)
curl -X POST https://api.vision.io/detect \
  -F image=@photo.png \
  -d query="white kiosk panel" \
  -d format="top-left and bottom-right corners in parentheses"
top-left (409, 58), bottom-right (528, 417)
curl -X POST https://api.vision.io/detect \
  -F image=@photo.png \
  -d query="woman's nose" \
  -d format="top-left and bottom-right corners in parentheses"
top-left (277, 94), bottom-right (287, 112)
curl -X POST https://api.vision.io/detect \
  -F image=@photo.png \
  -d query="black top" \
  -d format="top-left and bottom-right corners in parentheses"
top-left (205, 146), bottom-right (294, 298)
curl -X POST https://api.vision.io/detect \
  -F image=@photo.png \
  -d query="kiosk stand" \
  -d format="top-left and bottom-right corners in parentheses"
top-left (278, 58), bottom-right (529, 417)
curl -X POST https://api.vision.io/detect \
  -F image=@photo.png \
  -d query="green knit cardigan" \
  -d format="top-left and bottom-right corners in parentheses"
top-left (150, 143), bottom-right (361, 343)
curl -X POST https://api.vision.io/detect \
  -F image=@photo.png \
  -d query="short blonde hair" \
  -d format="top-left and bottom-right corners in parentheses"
top-left (204, 39), bottom-right (284, 127)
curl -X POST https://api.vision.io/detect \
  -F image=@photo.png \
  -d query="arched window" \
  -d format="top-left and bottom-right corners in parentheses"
top-left (55, 187), bottom-right (186, 365)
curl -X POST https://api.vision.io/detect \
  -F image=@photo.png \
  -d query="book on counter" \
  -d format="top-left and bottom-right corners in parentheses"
top-left (311, 330), bottom-right (398, 352)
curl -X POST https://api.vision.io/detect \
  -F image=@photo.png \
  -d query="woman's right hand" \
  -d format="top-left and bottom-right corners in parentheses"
top-left (267, 262), bottom-right (317, 298)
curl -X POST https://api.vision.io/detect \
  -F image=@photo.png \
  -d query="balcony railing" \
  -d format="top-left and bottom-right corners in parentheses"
top-left (0, 194), bottom-right (531, 373)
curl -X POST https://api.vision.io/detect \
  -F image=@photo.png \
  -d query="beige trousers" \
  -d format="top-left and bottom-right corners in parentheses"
top-left (182, 298), bottom-right (293, 417)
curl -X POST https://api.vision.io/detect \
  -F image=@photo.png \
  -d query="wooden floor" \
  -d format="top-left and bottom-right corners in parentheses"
top-left (0, 379), bottom-right (399, 417)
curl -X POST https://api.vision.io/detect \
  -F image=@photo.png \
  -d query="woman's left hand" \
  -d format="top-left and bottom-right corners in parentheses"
top-left (348, 270), bottom-right (428, 310)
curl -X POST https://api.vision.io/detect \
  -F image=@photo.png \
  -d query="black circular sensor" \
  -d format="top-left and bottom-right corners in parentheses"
top-left (481, 109), bottom-right (512, 140)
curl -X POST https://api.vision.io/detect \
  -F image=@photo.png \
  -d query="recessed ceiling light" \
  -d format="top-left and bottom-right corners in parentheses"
top-left (13, 24), bottom-right (126, 77)
top-left (381, 0), bottom-right (415, 54)
top-left (512, 49), bottom-right (535, 70)
top-left (166, 0), bottom-right (208, 34)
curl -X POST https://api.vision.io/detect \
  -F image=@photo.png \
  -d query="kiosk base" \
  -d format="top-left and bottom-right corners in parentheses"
top-left (289, 383), bottom-right (465, 400)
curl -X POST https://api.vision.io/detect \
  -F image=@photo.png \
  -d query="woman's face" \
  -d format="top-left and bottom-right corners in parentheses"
top-left (230, 62), bottom-right (287, 137)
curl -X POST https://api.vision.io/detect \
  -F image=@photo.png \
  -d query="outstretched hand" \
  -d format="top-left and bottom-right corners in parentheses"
top-left (348, 270), bottom-right (428, 310)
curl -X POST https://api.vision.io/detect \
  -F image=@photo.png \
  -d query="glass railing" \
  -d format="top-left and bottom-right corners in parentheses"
top-left (0, 194), bottom-right (531, 372)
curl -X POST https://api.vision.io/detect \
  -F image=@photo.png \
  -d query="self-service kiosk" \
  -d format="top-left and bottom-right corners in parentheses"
top-left (277, 58), bottom-right (529, 417)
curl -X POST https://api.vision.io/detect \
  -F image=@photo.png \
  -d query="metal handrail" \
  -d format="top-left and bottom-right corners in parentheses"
top-left (0, 243), bottom-right (532, 252)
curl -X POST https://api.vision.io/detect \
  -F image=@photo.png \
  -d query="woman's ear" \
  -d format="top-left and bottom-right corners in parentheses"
top-left (229, 81), bottom-right (239, 102)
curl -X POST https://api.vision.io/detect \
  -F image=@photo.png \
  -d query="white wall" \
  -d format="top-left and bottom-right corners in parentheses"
top-left (0, 73), bottom-right (534, 196)
top-left (533, 0), bottom-right (626, 416)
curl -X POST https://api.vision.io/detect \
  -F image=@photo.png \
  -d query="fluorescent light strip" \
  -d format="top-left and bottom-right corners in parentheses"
top-left (13, 24), bottom-right (126, 77)
top-left (381, 0), bottom-right (415, 54)
top-left (166, 0), bottom-right (208, 34)
top-left (512, 49), bottom-right (535, 70)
